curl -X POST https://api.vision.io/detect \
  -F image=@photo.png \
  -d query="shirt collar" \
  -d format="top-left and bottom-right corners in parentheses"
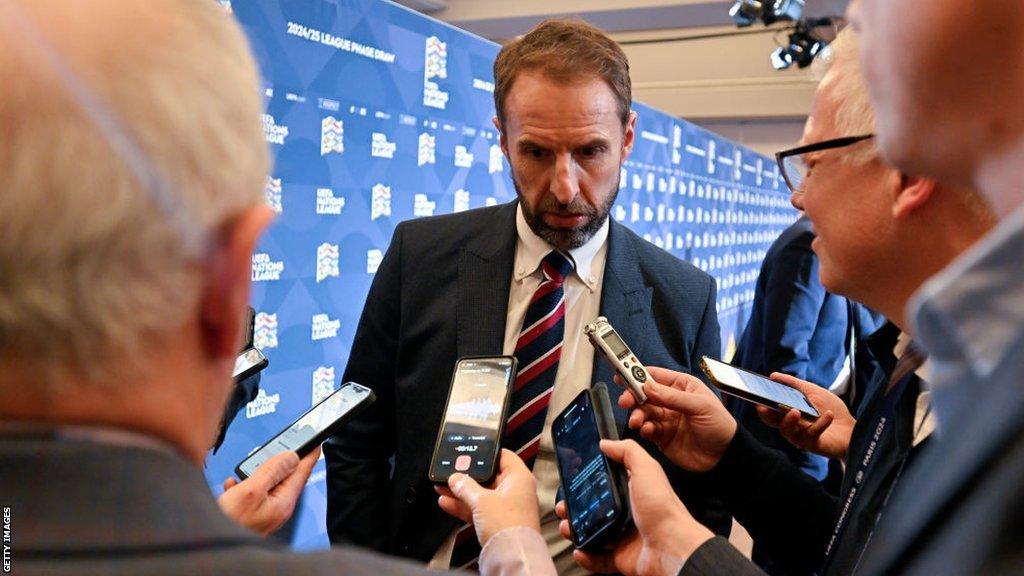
top-left (893, 331), bottom-right (932, 387)
top-left (513, 203), bottom-right (609, 291)
top-left (909, 203), bottom-right (1024, 381)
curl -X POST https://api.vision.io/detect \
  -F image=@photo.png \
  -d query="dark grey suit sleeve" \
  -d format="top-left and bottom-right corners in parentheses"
top-left (680, 537), bottom-right (767, 576)
top-left (705, 426), bottom-right (838, 574)
top-left (324, 225), bottom-right (405, 551)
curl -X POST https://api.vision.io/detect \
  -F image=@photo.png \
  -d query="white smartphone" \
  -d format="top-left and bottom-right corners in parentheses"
top-left (700, 356), bottom-right (820, 420)
top-left (235, 382), bottom-right (375, 479)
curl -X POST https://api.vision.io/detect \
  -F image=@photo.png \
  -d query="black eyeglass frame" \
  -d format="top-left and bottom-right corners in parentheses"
top-left (775, 134), bottom-right (875, 193)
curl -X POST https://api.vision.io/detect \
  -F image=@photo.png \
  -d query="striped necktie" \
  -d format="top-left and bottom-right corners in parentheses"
top-left (448, 249), bottom-right (575, 570)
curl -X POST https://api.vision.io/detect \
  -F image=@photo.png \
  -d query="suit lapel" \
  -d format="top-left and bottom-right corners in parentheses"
top-left (457, 201), bottom-right (518, 358)
top-left (594, 221), bottom-right (653, 430)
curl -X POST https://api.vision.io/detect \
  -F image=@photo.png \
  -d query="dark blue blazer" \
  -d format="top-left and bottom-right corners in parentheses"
top-left (324, 200), bottom-right (726, 560)
top-left (732, 215), bottom-right (853, 480)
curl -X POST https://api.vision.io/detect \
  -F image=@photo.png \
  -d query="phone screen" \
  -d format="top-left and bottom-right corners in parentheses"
top-left (237, 382), bottom-right (373, 478)
top-left (553, 392), bottom-right (621, 547)
top-left (703, 356), bottom-right (819, 417)
top-left (430, 357), bottom-right (514, 481)
top-left (233, 348), bottom-right (267, 380)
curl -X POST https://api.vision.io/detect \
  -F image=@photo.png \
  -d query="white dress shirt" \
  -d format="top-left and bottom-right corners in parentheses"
top-left (431, 205), bottom-right (609, 575)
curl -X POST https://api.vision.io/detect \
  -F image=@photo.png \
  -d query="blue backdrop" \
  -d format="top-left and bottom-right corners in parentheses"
top-left (206, 0), bottom-right (797, 549)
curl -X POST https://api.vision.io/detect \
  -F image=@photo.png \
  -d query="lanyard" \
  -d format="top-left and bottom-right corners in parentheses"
top-left (822, 371), bottom-right (915, 567)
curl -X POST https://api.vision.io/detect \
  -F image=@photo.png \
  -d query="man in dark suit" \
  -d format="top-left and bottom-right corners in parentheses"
top-left (0, 1), bottom-right (547, 574)
top-left (324, 19), bottom-right (725, 572)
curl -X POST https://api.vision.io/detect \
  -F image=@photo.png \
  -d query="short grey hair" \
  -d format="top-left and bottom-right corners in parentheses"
top-left (0, 0), bottom-right (268, 381)
top-left (811, 28), bottom-right (878, 160)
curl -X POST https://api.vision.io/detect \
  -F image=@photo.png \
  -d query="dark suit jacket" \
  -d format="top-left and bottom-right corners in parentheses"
top-left (324, 200), bottom-right (726, 560)
top-left (858, 326), bottom-right (1024, 576)
top-left (681, 324), bottom-right (925, 576)
top-left (1, 435), bottom-right (433, 576)
top-left (732, 216), bottom-right (859, 482)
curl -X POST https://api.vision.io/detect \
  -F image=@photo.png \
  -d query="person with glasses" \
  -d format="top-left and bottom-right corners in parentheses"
top-left (541, 28), bottom-right (994, 576)
top-left (730, 161), bottom-right (884, 575)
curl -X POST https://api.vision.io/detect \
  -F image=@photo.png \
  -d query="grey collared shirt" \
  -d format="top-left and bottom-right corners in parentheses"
top-left (908, 204), bottom-right (1024, 428)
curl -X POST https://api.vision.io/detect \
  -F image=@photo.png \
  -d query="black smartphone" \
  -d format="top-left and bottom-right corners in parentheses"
top-left (233, 347), bottom-right (268, 383)
top-left (700, 356), bottom-right (820, 420)
top-left (235, 382), bottom-right (375, 479)
top-left (552, 383), bottom-right (632, 551)
top-left (428, 356), bottom-right (517, 484)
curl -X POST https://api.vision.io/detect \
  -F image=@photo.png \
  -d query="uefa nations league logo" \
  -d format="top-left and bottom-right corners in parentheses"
top-left (418, 132), bottom-right (436, 167)
top-left (371, 184), bottom-right (391, 220)
top-left (316, 242), bottom-right (340, 283)
top-left (264, 177), bottom-right (282, 214)
top-left (321, 116), bottom-right (345, 156)
top-left (253, 312), bottom-right (278, 350)
top-left (312, 366), bottom-right (336, 405)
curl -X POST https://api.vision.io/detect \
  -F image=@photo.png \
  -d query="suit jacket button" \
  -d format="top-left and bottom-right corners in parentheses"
top-left (405, 486), bottom-right (417, 504)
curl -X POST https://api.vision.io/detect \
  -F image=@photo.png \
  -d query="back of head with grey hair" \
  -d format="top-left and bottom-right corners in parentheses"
top-left (0, 0), bottom-right (268, 384)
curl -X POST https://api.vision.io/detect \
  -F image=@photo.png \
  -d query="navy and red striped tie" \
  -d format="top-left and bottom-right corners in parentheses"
top-left (448, 250), bottom-right (575, 570)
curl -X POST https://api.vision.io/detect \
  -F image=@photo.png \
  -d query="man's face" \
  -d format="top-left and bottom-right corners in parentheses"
top-left (498, 71), bottom-right (634, 251)
top-left (848, 0), bottom-right (1024, 187)
top-left (791, 73), bottom-right (897, 301)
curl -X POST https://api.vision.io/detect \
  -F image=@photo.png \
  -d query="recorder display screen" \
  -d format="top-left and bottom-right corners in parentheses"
top-left (602, 331), bottom-right (629, 359)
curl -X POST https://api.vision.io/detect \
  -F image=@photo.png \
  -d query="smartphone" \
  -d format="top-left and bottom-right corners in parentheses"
top-left (233, 347), bottom-right (268, 383)
top-left (700, 356), bottom-right (820, 420)
top-left (584, 317), bottom-right (648, 404)
top-left (552, 383), bottom-right (632, 551)
top-left (235, 382), bottom-right (376, 479)
top-left (428, 356), bottom-right (517, 484)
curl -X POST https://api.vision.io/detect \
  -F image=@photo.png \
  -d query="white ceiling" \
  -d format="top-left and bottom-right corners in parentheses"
top-left (395, 0), bottom-right (851, 125)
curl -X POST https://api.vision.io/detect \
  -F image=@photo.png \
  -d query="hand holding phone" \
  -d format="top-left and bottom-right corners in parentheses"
top-left (235, 382), bottom-right (375, 479)
top-left (429, 356), bottom-right (517, 484)
top-left (556, 439), bottom-right (714, 576)
top-left (552, 383), bottom-right (632, 551)
top-left (700, 356), bottom-right (819, 420)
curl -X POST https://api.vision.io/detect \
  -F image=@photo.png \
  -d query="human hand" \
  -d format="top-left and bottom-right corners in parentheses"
top-left (556, 439), bottom-right (713, 576)
top-left (618, 367), bottom-right (736, 472)
top-left (217, 447), bottom-right (319, 536)
top-left (435, 449), bottom-right (541, 546)
top-left (755, 372), bottom-right (854, 462)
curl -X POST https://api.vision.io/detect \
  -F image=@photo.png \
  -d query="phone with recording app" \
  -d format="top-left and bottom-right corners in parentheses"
top-left (700, 356), bottom-right (820, 420)
top-left (235, 381), bottom-right (375, 479)
top-left (552, 383), bottom-right (632, 551)
top-left (428, 356), bottom-right (517, 484)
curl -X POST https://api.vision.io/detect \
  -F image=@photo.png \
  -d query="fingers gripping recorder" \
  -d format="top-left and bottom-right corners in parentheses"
top-left (584, 317), bottom-right (649, 404)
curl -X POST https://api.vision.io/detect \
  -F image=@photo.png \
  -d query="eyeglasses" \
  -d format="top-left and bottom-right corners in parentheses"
top-left (775, 134), bottom-right (875, 194)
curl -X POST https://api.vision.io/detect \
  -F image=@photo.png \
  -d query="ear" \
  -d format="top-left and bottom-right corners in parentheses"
top-left (892, 174), bottom-right (937, 220)
top-left (621, 110), bottom-right (637, 159)
top-left (493, 116), bottom-right (509, 159)
top-left (200, 204), bottom-right (275, 361)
